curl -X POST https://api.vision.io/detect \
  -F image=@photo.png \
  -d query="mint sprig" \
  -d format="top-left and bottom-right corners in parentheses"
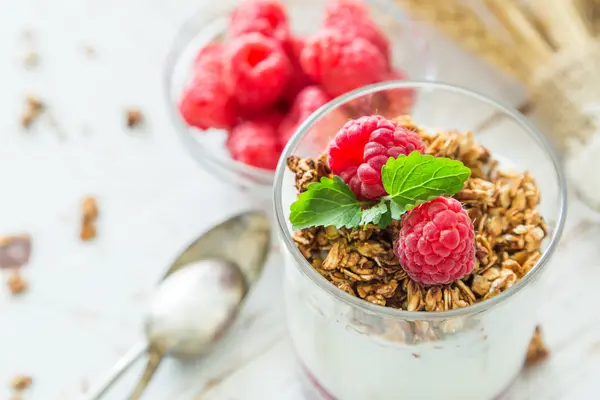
top-left (289, 152), bottom-right (470, 230)
top-left (359, 199), bottom-right (392, 229)
top-left (290, 176), bottom-right (365, 230)
top-left (382, 151), bottom-right (471, 212)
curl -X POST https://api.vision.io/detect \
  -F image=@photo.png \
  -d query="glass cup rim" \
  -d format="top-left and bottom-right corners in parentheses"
top-left (273, 80), bottom-right (567, 321)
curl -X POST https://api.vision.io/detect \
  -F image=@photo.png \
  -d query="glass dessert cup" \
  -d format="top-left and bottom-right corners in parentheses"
top-left (273, 82), bottom-right (566, 400)
top-left (163, 0), bottom-right (431, 202)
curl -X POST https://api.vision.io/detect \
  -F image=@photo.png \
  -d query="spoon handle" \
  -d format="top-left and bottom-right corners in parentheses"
top-left (128, 347), bottom-right (164, 400)
top-left (84, 341), bottom-right (149, 400)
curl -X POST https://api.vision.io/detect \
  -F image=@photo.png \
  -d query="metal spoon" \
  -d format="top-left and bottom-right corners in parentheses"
top-left (84, 210), bottom-right (271, 400)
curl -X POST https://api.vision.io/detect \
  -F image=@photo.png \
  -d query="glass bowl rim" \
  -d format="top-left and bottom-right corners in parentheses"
top-left (273, 80), bottom-right (567, 321)
top-left (162, 0), bottom-right (429, 186)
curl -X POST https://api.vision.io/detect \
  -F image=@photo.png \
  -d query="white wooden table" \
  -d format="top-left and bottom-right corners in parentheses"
top-left (1, 1), bottom-right (599, 399)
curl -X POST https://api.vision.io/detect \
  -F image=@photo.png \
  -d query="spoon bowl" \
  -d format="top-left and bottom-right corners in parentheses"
top-left (145, 259), bottom-right (246, 358)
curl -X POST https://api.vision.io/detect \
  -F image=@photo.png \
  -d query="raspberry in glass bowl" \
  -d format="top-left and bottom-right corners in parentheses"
top-left (164, 0), bottom-right (431, 201)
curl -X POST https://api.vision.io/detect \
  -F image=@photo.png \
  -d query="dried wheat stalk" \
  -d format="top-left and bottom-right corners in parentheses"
top-left (392, 0), bottom-right (529, 81)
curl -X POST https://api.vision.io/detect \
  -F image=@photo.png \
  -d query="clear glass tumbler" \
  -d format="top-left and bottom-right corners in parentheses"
top-left (273, 82), bottom-right (566, 400)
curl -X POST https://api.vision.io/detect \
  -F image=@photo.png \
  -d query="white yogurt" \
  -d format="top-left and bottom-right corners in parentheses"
top-left (282, 251), bottom-right (539, 400)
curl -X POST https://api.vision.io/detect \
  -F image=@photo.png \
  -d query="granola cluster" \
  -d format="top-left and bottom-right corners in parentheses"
top-left (288, 116), bottom-right (548, 311)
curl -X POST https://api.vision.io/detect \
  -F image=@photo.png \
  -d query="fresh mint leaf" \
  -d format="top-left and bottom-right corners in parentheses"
top-left (359, 200), bottom-right (392, 229)
top-left (290, 176), bottom-right (365, 230)
top-left (382, 151), bottom-right (470, 212)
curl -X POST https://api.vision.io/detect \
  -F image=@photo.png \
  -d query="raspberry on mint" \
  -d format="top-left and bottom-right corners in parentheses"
top-left (226, 113), bottom-right (283, 170)
top-left (229, 0), bottom-right (290, 43)
top-left (300, 30), bottom-right (387, 98)
top-left (394, 197), bottom-right (476, 286)
top-left (224, 33), bottom-right (292, 112)
top-left (323, 0), bottom-right (390, 63)
top-left (327, 115), bottom-right (425, 200)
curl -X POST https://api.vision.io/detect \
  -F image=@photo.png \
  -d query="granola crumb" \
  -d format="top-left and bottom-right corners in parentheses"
top-left (0, 234), bottom-right (32, 268)
top-left (525, 326), bottom-right (549, 366)
top-left (126, 108), bottom-right (143, 128)
top-left (7, 271), bottom-right (28, 295)
top-left (23, 50), bottom-right (39, 68)
top-left (80, 196), bottom-right (99, 241)
top-left (83, 44), bottom-right (95, 58)
top-left (21, 95), bottom-right (45, 128)
top-left (9, 375), bottom-right (32, 391)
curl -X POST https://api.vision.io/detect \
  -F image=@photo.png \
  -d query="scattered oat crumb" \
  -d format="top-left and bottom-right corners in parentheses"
top-left (9, 375), bottom-right (32, 391)
top-left (80, 196), bottom-right (98, 241)
top-left (20, 29), bottom-right (38, 69)
top-left (525, 326), bottom-right (549, 366)
top-left (84, 44), bottom-right (96, 57)
top-left (7, 270), bottom-right (28, 295)
top-left (126, 108), bottom-right (143, 128)
top-left (80, 224), bottom-right (96, 241)
top-left (0, 234), bottom-right (32, 268)
top-left (23, 50), bottom-right (39, 68)
top-left (21, 95), bottom-right (45, 128)
top-left (82, 196), bottom-right (98, 219)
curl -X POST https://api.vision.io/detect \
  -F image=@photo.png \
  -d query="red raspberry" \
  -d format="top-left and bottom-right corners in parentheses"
top-left (279, 85), bottom-right (331, 146)
top-left (300, 30), bottom-right (387, 98)
top-left (229, 0), bottom-right (290, 43)
top-left (180, 49), bottom-right (237, 130)
top-left (226, 114), bottom-right (282, 170)
top-left (224, 33), bottom-right (292, 112)
top-left (193, 42), bottom-right (225, 74)
top-left (394, 197), bottom-right (476, 286)
top-left (282, 36), bottom-right (314, 103)
top-left (324, 0), bottom-right (390, 62)
top-left (327, 115), bottom-right (425, 200)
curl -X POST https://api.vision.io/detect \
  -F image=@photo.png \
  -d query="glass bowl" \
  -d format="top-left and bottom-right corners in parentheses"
top-left (273, 81), bottom-right (566, 400)
top-left (164, 0), bottom-right (431, 201)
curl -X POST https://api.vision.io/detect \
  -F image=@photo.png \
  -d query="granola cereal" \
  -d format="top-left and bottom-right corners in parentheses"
top-left (21, 95), bottom-right (44, 129)
top-left (23, 50), bottom-right (39, 68)
top-left (9, 375), bottom-right (32, 391)
top-left (80, 196), bottom-right (99, 241)
top-left (526, 326), bottom-right (550, 366)
top-left (288, 116), bottom-right (547, 311)
top-left (0, 234), bottom-right (32, 268)
top-left (126, 108), bottom-right (143, 128)
top-left (7, 270), bottom-right (28, 295)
